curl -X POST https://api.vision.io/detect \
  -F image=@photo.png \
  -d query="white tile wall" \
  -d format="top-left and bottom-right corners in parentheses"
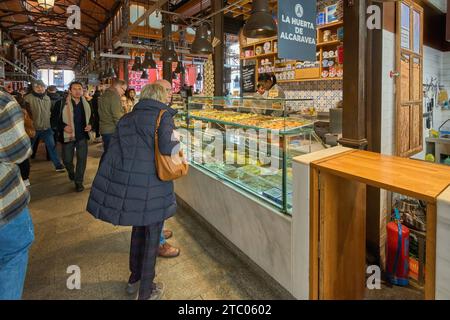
top-left (280, 80), bottom-right (343, 111)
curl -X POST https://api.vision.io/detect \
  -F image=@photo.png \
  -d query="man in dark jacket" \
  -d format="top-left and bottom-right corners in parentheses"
top-left (87, 83), bottom-right (180, 300)
top-left (53, 81), bottom-right (92, 192)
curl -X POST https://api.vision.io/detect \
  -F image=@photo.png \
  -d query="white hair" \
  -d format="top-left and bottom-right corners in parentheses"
top-left (139, 83), bottom-right (167, 103)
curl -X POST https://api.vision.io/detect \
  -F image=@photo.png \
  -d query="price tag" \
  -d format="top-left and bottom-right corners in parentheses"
top-left (269, 88), bottom-right (279, 98)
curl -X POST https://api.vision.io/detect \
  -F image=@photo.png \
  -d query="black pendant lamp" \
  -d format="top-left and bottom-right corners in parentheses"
top-left (131, 56), bottom-right (142, 71)
top-left (243, 0), bottom-right (277, 38)
top-left (191, 23), bottom-right (213, 54)
top-left (142, 52), bottom-right (157, 69)
top-left (141, 69), bottom-right (149, 79)
top-left (196, 72), bottom-right (203, 81)
top-left (175, 61), bottom-right (185, 74)
top-left (161, 41), bottom-right (178, 63)
top-left (105, 65), bottom-right (116, 79)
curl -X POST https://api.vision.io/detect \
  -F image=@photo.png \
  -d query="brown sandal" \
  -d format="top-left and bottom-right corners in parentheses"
top-left (158, 242), bottom-right (180, 258)
top-left (163, 229), bottom-right (173, 240)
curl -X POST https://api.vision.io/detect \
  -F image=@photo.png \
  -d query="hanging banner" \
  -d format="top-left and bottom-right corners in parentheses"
top-left (278, 0), bottom-right (317, 61)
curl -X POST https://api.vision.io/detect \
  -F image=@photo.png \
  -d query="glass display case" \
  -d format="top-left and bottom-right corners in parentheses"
top-left (176, 96), bottom-right (325, 214)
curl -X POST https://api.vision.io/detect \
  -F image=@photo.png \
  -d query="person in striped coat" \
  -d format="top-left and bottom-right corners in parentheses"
top-left (0, 88), bottom-right (35, 300)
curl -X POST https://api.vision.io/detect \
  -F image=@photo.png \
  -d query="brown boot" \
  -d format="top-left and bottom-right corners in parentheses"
top-left (158, 242), bottom-right (180, 258)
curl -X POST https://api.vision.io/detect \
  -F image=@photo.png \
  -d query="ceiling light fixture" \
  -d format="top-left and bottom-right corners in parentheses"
top-left (131, 56), bottom-right (142, 71)
top-left (37, 0), bottom-right (55, 10)
top-left (191, 23), bottom-right (213, 55)
top-left (142, 51), bottom-right (157, 69)
top-left (243, 0), bottom-right (277, 38)
top-left (160, 40), bottom-right (178, 63)
top-left (50, 53), bottom-right (58, 63)
top-left (141, 69), bottom-right (149, 79)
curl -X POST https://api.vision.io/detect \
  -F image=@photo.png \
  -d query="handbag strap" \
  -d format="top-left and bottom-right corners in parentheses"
top-left (155, 109), bottom-right (167, 151)
top-left (155, 109), bottom-right (167, 136)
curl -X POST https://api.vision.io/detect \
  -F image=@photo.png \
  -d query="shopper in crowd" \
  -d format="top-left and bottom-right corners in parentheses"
top-left (258, 73), bottom-right (285, 99)
top-left (53, 81), bottom-right (92, 192)
top-left (153, 79), bottom-right (180, 258)
top-left (98, 79), bottom-right (127, 153)
top-left (120, 95), bottom-right (131, 114)
top-left (47, 85), bottom-right (61, 109)
top-left (91, 87), bottom-right (102, 142)
top-left (0, 89), bottom-right (34, 300)
top-left (14, 94), bottom-right (34, 187)
top-left (87, 83), bottom-right (180, 300)
top-left (24, 80), bottom-right (65, 172)
top-left (125, 88), bottom-right (138, 111)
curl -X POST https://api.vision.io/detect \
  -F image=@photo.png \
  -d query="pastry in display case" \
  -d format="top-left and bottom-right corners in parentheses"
top-left (178, 96), bottom-right (326, 213)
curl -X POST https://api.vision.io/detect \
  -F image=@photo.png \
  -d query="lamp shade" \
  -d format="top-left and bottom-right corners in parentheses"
top-left (161, 41), bottom-right (178, 63)
top-left (191, 23), bottom-right (213, 54)
top-left (106, 66), bottom-right (116, 79)
top-left (50, 53), bottom-right (57, 63)
top-left (196, 72), bottom-right (203, 81)
top-left (142, 52), bottom-right (157, 69)
top-left (37, 0), bottom-right (55, 10)
top-left (141, 69), bottom-right (149, 79)
top-left (243, 0), bottom-right (277, 38)
top-left (175, 62), bottom-right (185, 74)
top-left (131, 56), bottom-right (142, 71)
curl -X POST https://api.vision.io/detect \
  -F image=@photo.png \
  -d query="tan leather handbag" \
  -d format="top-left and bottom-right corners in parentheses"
top-left (155, 110), bottom-right (188, 181)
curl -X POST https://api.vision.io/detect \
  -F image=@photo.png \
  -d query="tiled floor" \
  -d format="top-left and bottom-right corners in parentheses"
top-left (23, 142), bottom-right (293, 300)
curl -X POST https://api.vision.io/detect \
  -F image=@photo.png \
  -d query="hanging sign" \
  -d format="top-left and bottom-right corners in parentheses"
top-left (278, 0), bottom-right (317, 61)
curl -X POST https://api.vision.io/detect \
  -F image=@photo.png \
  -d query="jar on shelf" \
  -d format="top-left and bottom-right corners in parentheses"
top-left (323, 30), bottom-right (331, 42)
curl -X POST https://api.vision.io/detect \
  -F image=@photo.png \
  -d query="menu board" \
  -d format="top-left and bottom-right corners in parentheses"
top-left (242, 64), bottom-right (256, 93)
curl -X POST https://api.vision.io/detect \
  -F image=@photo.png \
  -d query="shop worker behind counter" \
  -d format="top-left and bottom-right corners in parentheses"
top-left (0, 88), bottom-right (35, 300)
top-left (87, 83), bottom-right (181, 300)
top-left (52, 81), bottom-right (93, 193)
top-left (98, 79), bottom-right (127, 153)
top-left (258, 73), bottom-right (285, 99)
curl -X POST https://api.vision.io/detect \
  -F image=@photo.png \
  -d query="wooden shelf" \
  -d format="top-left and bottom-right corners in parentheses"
top-left (241, 36), bottom-right (277, 48)
top-left (278, 77), bottom-right (343, 83)
top-left (317, 20), bottom-right (344, 29)
top-left (317, 40), bottom-right (342, 47)
top-left (241, 52), bottom-right (277, 60)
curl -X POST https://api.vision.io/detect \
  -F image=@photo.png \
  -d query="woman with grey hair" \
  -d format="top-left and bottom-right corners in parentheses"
top-left (87, 83), bottom-right (180, 300)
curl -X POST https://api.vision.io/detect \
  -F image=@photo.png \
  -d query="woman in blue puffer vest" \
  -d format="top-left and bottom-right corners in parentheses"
top-left (87, 83), bottom-right (179, 300)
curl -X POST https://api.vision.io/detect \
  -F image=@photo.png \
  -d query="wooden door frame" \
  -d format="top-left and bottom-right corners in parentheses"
top-left (395, 0), bottom-right (424, 157)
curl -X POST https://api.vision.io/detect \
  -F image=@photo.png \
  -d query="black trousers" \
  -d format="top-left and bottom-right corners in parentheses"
top-left (18, 159), bottom-right (30, 180)
top-left (129, 222), bottom-right (163, 300)
top-left (62, 139), bottom-right (88, 184)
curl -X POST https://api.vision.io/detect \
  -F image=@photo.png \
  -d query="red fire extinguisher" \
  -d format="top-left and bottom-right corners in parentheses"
top-left (386, 208), bottom-right (410, 286)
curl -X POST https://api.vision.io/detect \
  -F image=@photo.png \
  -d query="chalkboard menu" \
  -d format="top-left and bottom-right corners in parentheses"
top-left (241, 64), bottom-right (256, 93)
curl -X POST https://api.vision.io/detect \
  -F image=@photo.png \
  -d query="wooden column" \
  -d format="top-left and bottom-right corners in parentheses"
top-left (339, 0), bottom-right (368, 149)
top-left (212, 0), bottom-right (224, 96)
top-left (122, 0), bottom-right (130, 83)
top-left (162, 4), bottom-right (172, 84)
top-left (365, 0), bottom-right (384, 265)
